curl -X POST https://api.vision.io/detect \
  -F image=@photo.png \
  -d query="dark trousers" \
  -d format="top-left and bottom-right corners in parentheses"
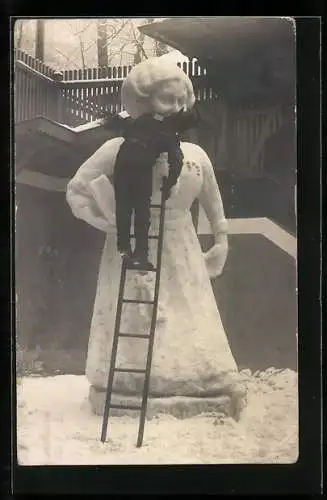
top-left (113, 140), bottom-right (183, 258)
top-left (114, 161), bottom-right (153, 259)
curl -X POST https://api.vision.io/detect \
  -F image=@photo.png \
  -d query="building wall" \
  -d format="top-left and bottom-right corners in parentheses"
top-left (190, 101), bottom-right (296, 233)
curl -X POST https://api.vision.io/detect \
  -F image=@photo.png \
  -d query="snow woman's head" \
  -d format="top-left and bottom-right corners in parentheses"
top-left (121, 57), bottom-right (195, 119)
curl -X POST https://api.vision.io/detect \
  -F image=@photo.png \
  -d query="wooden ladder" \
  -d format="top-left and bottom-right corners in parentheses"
top-left (100, 186), bottom-right (166, 447)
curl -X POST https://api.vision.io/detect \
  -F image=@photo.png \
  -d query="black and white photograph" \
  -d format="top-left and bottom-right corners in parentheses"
top-left (14, 16), bottom-right (298, 465)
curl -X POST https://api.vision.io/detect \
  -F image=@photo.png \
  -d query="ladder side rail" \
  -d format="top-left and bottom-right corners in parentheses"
top-left (136, 189), bottom-right (166, 447)
top-left (101, 263), bottom-right (128, 442)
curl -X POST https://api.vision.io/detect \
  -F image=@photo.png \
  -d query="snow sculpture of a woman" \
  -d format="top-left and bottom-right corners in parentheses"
top-left (66, 58), bottom-right (246, 419)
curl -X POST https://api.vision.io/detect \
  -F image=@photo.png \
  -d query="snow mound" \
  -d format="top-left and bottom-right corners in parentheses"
top-left (16, 371), bottom-right (298, 465)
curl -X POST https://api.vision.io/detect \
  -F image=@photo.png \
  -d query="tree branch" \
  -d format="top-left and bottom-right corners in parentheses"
top-left (15, 20), bottom-right (24, 49)
top-left (78, 35), bottom-right (86, 70)
top-left (130, 21), bottom-right (148, 61)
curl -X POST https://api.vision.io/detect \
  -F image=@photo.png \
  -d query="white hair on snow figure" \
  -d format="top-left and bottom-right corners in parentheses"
top-left (121, 57), bottom-right (196, 119)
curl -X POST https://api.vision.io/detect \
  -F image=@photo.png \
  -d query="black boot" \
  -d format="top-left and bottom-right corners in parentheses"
top-left (118, 245), bottom-right (133, 265)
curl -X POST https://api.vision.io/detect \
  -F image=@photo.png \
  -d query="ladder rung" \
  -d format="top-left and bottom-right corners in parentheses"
top-left (122, 299), bottom-right (154, 304)
top-left (119, 333), bottom-right (150, 339)
top-left (114, 368), bottom-right (146, 373)
top-left (125, 266), bottom-right (158, 273)
top-left (109, 404), bottom-right (142, 411)
top-left (150, 204), bottom-right (162, 209)
top-left (129, 234), bottom-right (159, 239)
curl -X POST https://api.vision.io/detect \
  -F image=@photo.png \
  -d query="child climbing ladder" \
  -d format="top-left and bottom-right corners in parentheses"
top-left (102, 58), bottom-right (199, 272)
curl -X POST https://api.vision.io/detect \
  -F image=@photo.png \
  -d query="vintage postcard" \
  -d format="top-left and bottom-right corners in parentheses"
top-left (14, 16), bottom-right (299, 468)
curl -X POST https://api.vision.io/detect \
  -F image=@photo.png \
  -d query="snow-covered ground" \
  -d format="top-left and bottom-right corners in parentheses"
top-left (16, 369), bottom-right (298, 465)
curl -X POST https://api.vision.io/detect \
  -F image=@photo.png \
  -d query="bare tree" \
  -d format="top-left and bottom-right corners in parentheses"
top-left (15, 20), bottom-right (24, 50)
top-left (97, 20), bottom-right (108, 67)
top-left (155, 40), bottom-right (170, 57)
top-left (131, 22), bottom-right (148, 64)
top-left (35, 19), bottom-right (45, 61)
top-left (14, 18), bottom-right (172, 70)
top-left (96, 19), bottom-right (131, 66)
top-left (14, 19), bottom-right (36, 52)
top-left (78, 37), bottom-right (86, 70)
top-left (67, 20), bottom-right (95, 70)
top-left (93, 18), bottom-right (166, 67)
top-left (142, 18), bottom-right (170, 57)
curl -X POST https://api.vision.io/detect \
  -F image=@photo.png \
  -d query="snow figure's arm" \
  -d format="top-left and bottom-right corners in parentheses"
top-left (197, 147), bottom-right (228, 278)
top-left (66, 137), bottom-right (124, 232)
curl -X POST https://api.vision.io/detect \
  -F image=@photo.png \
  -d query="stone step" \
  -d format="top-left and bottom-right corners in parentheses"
top-left (89, 385), bottom-right (245, 421)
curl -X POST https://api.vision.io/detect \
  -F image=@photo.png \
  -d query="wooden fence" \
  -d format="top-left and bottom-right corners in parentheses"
top-left (14, 49), bottom-right (290, 180)
top-left (14, 49), bottom-right (214, 127)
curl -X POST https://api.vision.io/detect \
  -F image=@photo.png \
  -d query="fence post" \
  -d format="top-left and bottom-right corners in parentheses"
top-left (53, 71), bottom-right (64, 123)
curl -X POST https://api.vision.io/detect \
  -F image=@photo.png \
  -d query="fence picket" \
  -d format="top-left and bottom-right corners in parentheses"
top-left (15, 66), bottom-right (21, 122)
top-left (41, 80), bottom-right (47, 118)
top-left (27, 55), bottom-right (33, 68)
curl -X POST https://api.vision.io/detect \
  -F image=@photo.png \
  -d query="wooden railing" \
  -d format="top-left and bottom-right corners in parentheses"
top-left (15, 56), bottom-right (64, 123)
top-left (62, 65), bottom-right (133, 81)
top-left (14, 49), bottom-right (58, 78)
top-left (61, 59), bottom-right (206, 81)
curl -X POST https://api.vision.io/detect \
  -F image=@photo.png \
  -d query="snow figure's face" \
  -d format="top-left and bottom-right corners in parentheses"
top-left (151, 79), bottom-right (188, 117)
